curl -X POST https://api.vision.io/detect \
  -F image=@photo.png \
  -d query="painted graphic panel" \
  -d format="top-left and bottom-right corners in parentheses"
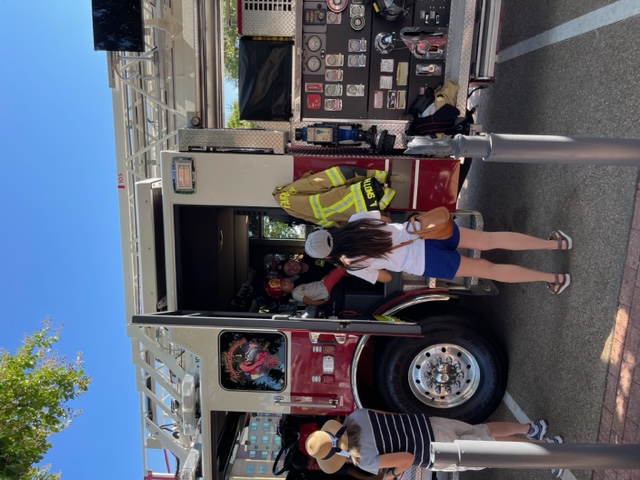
top-left (220, 332), bottom-right (286, 392)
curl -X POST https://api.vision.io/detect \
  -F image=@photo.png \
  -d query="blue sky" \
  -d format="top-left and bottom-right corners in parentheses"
top-left (0, 1), bottom-right (145, 478)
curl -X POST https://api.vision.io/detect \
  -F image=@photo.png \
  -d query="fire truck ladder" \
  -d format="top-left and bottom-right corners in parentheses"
top-left (109, 0), bottom-right (210, 476)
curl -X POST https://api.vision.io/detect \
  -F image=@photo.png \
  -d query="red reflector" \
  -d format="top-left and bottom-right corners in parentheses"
top-left (315, 333), bottom-right (334, 343)
top-left (321, 375), bottom-right (335, 384)
top-left (322, 345), bottom-right (337, 355)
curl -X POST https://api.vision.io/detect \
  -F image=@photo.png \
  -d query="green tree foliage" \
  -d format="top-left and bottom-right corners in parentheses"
top-left (223, 1), bottom-right (240, 83)
top-left (226, 100), bottom-right (256, 129)
top-left (263, 216), bottom-right (306, 239)
top-left (0, 320), bottom-right (90, 480)
top-left (248, 214), bottom-right (306, 239)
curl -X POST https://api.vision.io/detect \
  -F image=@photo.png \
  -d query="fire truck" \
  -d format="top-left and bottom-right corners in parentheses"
top-left (104, 0), bottom-right (506, 478)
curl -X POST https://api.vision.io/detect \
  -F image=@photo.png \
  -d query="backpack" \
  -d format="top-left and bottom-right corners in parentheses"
top-left (273, 415), bottom-right (326, 475)
top-left (405, 103), bottom-right (474, 137)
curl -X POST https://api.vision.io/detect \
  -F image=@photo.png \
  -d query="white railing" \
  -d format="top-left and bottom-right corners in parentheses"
top-left (109, 0), bottom-right (197, 476)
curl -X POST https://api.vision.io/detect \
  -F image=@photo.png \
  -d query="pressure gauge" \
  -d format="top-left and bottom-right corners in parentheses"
top-left (306, 56), bottom-right (322, 72)
top-left (307, 35), bottom-right (322, 52)
top-left (327, 0), bottom-right (348, 12)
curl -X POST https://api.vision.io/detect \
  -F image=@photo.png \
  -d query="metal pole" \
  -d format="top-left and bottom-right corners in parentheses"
top-left (453, 134), bottom-right (640, 166)
top-left (430, 440), bottom-right (640, 470)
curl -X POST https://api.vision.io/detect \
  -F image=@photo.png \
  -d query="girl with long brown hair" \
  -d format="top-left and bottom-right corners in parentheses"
top-left (304, 211), bottom-right (571, 295)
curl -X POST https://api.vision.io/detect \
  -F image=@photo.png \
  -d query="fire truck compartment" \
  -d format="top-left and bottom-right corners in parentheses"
top-left (171, 204), bottom-right (397, 315)
top-left (174, 205), bottom-right (250, 311)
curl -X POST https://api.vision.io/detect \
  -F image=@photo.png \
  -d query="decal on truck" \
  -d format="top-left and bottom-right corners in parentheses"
top-left (220, 332), bottom-right (286, 392)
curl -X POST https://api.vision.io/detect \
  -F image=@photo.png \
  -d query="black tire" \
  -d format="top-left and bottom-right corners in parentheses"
top-left (375, 314), bottom-right (507, 424)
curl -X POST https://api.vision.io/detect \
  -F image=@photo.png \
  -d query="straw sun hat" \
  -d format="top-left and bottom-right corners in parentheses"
top-left (305, 419), bottom-right (350, 473)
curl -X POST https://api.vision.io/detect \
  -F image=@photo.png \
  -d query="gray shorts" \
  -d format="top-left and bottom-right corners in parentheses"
top-left (428, 417), bottom-right (493, 471)
top-left (429, 417), bottom-right (494, 442)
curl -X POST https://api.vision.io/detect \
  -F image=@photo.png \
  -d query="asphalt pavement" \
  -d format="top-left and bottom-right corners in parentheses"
top-left (450, 2), bottom-right (640, 480)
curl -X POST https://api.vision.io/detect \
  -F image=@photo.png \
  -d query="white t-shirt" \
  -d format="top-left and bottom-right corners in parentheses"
top-left (345, 210), bottom-right (425, 284)
top-left (292, 280), bottom-right (330, 302)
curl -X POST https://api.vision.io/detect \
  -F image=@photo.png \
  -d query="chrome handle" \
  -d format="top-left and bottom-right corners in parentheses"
top-left (309, 332), bottom-right (347, 344)
top-left (274, 396), bottom-right (338, 408)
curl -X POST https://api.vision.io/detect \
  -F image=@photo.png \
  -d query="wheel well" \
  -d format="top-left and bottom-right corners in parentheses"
top-left (396, 299), bottom-right (481, 322)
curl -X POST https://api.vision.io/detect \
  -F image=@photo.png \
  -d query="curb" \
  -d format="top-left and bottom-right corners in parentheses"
top-left (592, 185), bottom-right (640, 480)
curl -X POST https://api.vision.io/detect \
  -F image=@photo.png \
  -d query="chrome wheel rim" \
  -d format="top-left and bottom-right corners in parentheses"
top-left (409, 343), bottom-right (480, 409)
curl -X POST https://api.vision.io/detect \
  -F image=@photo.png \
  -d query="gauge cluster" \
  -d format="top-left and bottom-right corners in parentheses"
top-left (301, 0), bottom-right (451, 120)
top-left (302, 33), bottom-right (327, 75)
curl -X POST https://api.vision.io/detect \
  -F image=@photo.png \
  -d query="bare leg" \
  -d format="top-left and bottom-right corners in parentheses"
top-left (458, 226), bottom-right (559, 252)
top-left (493, 436), bottom-right (545, 443)
top-left (486, 422), bottom-right (529, 437)
top-left (486, 422), bottom-right (545, 443)
top-left (456, 256), bottom-right (560, 284)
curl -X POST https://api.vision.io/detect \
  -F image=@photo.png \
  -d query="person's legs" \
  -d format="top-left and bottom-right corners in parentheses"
top-left (486, 422), bottom-right (529, 438)
top-left (455, 256), bottom-right (563, 285)
top-left (493, 435), bottom-right (544, 442)
top-left (431, 417), bottom-right (558, 445)
top-left (457, 227), bottom-right (565, 252)
top-left (430, 417), bottom-right (494, 442)
top-left (486, 422), bottom-right (548, 443)
top-left (484, 424), bottom-right (566, 477)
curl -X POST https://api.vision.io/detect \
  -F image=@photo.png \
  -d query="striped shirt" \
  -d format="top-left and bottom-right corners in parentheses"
top-left (348, 409), bottom-right (434, 474)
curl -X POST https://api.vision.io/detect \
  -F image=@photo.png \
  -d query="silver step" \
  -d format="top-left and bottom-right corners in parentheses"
top-left (446, 0), bottom-right (503, 111)
top-left (473, 0), bottom-right (503, 80)
top-left (445, 0), bottom-right (478, 113)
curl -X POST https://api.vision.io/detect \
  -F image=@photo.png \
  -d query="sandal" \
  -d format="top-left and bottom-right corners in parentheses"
top-left (549, 230), bottom-right (573, 250)
top-left (548, 274), bottom-right (571, 295)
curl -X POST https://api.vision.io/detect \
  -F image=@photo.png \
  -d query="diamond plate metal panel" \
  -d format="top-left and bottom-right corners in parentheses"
top-left (255, 120), bottom-right (410, 149)
top-left (178, 129), bottom-right (289, 154)
top-left (445, 0), bottom-right (477, 113)
top-left (402, 466), bottom-right (427, 480)
top-left (408, 467), bottom-right (460, 480)
top-left (241, 0), bottom-right (297, 36)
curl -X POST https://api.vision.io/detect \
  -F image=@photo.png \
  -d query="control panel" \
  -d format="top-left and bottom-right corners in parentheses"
top-left (301, 0), bottom-right (452, 120)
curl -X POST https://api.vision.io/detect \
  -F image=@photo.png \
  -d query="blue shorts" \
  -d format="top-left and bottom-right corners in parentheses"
top-left (423, 223), bottom-right (461, 280)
